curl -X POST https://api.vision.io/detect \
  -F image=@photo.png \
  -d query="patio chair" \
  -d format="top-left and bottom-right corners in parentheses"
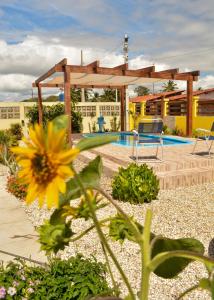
top-left (132, 119), bottom-right (164, 162)
top-left (192, 122), bottom-right (214, 156)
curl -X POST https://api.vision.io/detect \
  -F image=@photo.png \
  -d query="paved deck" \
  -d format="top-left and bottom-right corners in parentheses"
top-left (76, 137), bottom-right (214, 189)
top-left (0, 166), bottom-right (46, 264)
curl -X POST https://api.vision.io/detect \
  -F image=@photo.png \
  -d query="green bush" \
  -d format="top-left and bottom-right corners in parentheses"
top-left (162, 124), bottom-right (171, 135)
top-left (112, 163), bottom-right (159, 204)
top-left (171, 126), bottom-right (184, 136)
top-left (9, 123), bottom-right (23, 140)
top-left (26, 104), bottom-right (83, 133)
top-left (0, 255), bottom-right (112, 299)
top-left (0, 130), bottom-right (10, 146)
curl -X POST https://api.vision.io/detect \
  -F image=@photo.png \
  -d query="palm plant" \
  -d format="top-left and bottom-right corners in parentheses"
top-left (162, 80), bottom-right (178, 92)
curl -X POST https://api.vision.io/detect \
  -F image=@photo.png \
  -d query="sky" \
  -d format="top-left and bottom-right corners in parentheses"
top-left (0, 0), bottom-right (214, 101)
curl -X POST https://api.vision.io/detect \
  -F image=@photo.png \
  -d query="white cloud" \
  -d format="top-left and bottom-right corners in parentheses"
top-left (0, 35), bottom-right (213, 101)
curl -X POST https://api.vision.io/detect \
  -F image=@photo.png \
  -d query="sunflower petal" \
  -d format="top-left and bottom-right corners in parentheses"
top-left (57, 148), bottom-right (79, 164)
top-left (46, 182), bottom-right (59, 209)
top-left (54, 176), bottom-right (66, 194)
top-left (26, 183), bottom-right (38, 205)
top-left (57, 165), bottom-right (73, 178)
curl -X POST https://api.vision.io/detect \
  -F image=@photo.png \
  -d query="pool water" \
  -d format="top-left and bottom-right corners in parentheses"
top-left (84, 132), bottom-right (192, 147)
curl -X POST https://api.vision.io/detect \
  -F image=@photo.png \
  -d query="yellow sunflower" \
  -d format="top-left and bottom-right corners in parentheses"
top-left (12, 122), bottom-right (79, 208)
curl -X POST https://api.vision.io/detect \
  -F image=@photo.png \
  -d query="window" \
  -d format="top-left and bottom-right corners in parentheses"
top-left (135, 103), bottom-right (141, 114)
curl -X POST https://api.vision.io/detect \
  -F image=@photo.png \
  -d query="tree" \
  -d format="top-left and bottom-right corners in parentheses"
top-left (134, 86), bottom-right (150, 96)
top-left (162, 80), bottom-right (178, 92)
top-left (70, 88), bottom-right (92, 103)
top-left (26, 103), bottom-right (82, 133)
top-left (99, 89), bottom-right (117, 102)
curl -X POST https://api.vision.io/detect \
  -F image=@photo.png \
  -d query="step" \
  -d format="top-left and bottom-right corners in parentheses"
top-left (79, 151), bottom-right (214, 190)
top-left (157, 166), bottom-right (214, 189)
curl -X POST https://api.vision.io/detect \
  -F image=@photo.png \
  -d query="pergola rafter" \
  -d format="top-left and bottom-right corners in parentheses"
top-left (33, 57), bottom-right (200, 143)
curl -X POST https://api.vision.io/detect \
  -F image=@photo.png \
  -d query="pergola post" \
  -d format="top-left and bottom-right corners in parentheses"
top-left (186, 78), bottom-right (193, 136)
top-left (120, 86), bottom-right (125, 131)
top-left (37, 84), bottom-right (43, 125)
top-left (64, 65), bottom-right (72, 145)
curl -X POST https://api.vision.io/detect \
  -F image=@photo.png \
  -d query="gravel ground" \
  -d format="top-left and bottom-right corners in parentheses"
top-left (2, 161), bottom-right (214, 300)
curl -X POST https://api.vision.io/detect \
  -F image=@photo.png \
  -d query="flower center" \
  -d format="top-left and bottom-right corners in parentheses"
top-left (32, 153), bottom-right (57, 184)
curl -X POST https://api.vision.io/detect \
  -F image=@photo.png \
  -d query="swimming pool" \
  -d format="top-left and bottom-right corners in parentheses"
top-left (84, 132), bottom-right (192, 147)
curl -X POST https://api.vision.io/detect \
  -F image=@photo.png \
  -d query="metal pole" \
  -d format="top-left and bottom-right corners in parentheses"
top-left (123, 34), bottom-right (129, 130)
top-left (123, 34), bottom-right (129, 65)
top-left (81, 50), bottom-right (85, 102)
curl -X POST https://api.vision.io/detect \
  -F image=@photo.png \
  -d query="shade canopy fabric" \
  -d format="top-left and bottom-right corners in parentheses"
top-left (45, 73), bottom-right (165, 87)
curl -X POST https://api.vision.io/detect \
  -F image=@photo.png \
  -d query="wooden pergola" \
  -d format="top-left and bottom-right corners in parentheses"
top-left (33, 58), bottom-right (199, 143)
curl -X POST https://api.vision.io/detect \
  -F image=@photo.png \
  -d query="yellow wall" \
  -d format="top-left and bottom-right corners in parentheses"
top-left (129, 102), bottom-right (159, 130)
top-left (129, 101), bottom-right (214, 135)
top-left (193, 116), bottom-right (214, 131)
top-left (174, 116), bottom-right (186, 134)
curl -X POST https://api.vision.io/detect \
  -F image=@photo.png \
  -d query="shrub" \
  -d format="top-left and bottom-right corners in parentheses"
top-left (171, 126), bottom-right (184, 136)
top-left (9, 123), bottom-right (23, 140)
top-left (6, 175), bottom-right (27, 200)
top-left (112, 163), bottom-right (159, 204)
top-left (110, 115), bottom-right (120, 132)
top-left (162, 124), bottom-right (171, 135)
top-left (0, 255), bottom-right (112, 299)
top-left (26, 104), bottom-right (83, 133)
top-left (0, 130), bottom-right (10, 146)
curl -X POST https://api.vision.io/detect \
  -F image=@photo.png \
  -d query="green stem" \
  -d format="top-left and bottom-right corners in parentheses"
top-left (101, 242), bottom-right (119, 297)
top-left (97, 188), bottom-right (142, 244)
top-left (176, 284), bottom-right (199, 300)
top-left (140, 209), bottom-right (152, 300)
top-left (72, 167), bottom-right (135, 300)
top-left (149, 250), bottom-right (214, 273)
top-left (70, 217), bottom-right (111, 242)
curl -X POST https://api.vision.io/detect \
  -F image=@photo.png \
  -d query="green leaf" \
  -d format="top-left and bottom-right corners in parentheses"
top-left (76, 135), bottom-right (117, 152)
top-left (59, 156), bottom-right (103, 206)
top-left (109, 214), bottom-right (149, 244)
top-left (152, 237), bottom-right (205, 278)
top-left (50, 209), bottom-right (66, 225)
top-left (37, 220), bottom-right (74, 254)
top-left (52, 115), bottom-right (68, 131)
top-left (199, 278), bottom-right (211, 291)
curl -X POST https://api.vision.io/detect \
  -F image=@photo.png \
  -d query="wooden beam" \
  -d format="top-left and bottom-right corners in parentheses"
top-left (35, 58), bottom-right (67, 84)
top-left (179, 70), bottom-right (200, 76)
top-left (186, 78), bottom-right (193, 136)
top-left (155, 68), bottom-right (179, 74)
top-left (68, 64), bottom-right (198, 80)
top-left (64, 65), bottom-right (72, 145)
top-left (32, 82), bottom-right (125, 89)
top-left (37, 84), bottom-right (43, 125)
top-left (120, 87), bottom-right (125, 131)
top-left (125, 66), bottom-right (155, 77)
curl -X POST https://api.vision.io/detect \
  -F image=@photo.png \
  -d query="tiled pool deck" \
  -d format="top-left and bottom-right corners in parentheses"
top-left (74, 135), bottom-right (214, 189)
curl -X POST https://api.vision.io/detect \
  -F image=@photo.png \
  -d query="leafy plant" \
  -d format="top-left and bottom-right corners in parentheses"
top-left (0, 255), bottom-right (112, 299)
top-left (162, 80), bottom-right (178, 92)
top-left (110, 114), bottom-right (120, 132)
top-left (6, 174), bottom-right (27, 200)
top-left (9, 123), bottom-right (23, 140)
top-left (171, 126), bottom-right (184, 136)
top-left (111, 163), bottom-right (159, 204)
top-left (14, 115), bottom-right (214, 300)
top-left (26, 103), bottom-right (83, 133)
top-left (162, 124), bottom-right (171, 134)
top-left (0, 130), bottom-right (10, 146)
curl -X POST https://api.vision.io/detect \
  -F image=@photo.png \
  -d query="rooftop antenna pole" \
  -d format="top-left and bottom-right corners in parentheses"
top-left (123, 34), bottom-right (129, 65)
top-left (81, 50), bottom-right (85, 102)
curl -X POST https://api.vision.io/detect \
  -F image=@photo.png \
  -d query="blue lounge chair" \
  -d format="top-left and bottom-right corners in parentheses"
top-left (132, 119), bottom-right (164, 162)
top-left (192, 122), bottom-right (214, 156)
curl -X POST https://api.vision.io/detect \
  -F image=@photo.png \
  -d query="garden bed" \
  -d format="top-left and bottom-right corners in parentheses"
top-left (20, 159), bottom-right (214, 300)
